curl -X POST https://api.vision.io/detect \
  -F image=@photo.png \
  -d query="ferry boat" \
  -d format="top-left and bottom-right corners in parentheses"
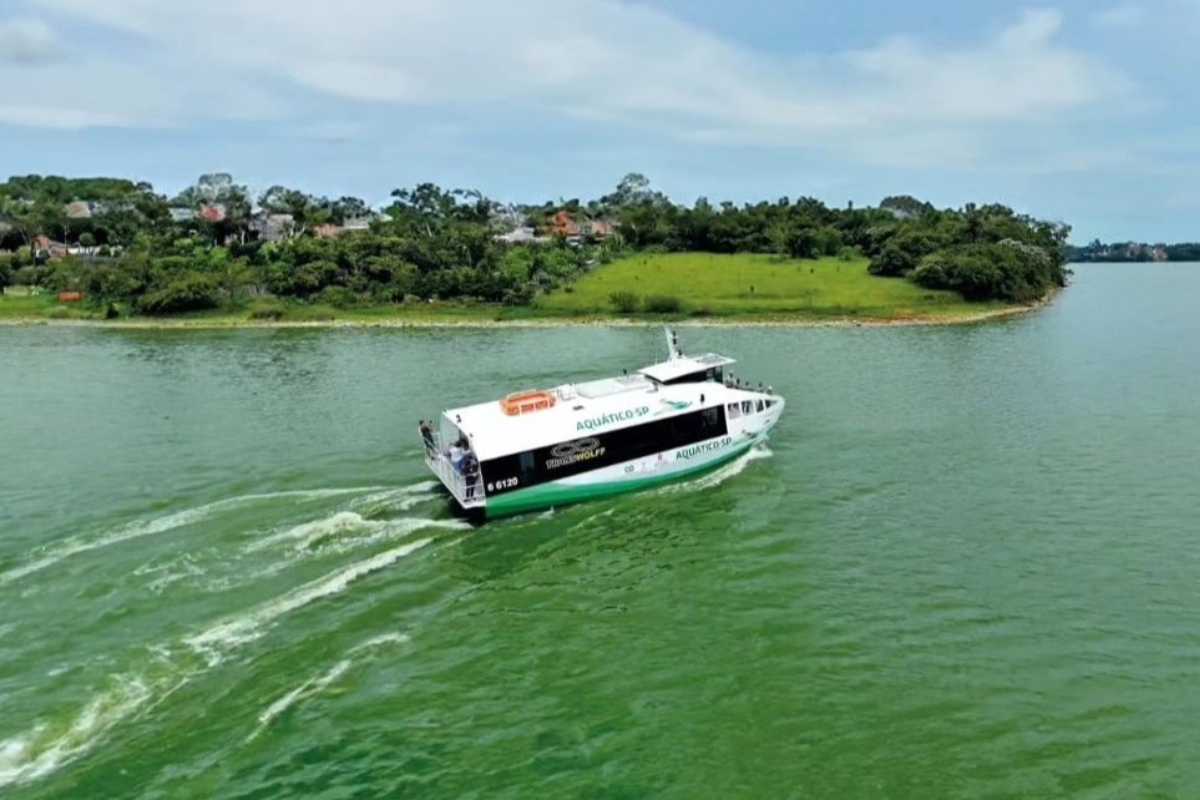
top-left (419, 327), bottom-right (784, 521)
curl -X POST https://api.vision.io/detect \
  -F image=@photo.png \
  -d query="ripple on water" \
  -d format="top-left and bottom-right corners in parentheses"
top-left (0, 532), bottom-right (439, 790)
top-left (5, 277), bottom-right (1200, 798)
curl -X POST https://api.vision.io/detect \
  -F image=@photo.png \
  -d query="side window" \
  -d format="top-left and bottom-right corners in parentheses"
top-left (755, 400), bottom-right (764, 413)
top-left (703, 406), bottom-right (719, 429)
top-left (741, 401), bottom-right (752, 415)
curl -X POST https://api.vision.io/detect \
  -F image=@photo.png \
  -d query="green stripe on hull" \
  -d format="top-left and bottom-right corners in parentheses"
top-left (483, 438), bottom-right (760, 519)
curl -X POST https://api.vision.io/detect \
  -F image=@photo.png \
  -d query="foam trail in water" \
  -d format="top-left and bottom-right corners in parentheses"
top-left (651, 444), bottom-right (774, 497)
top-left (354, 482), bottom-right (439, 502)
top-left (349, 632), bottom-right (411, 652)
top-left (568, 507), bottom-right (616, 531)
top-left (0, 538), bottom-right (432, 789)
top-left (185, 537), bottom-right (432, 666)
top-left (248, 631), bottom-right (411, 740)
top-left (244, 511), bottom-right (381, 553)
top-left (0, 675), bottom-right (153, 789)
top-left (0, 486), bottom-right (391, 585)
top-left (137, 552), bottom-right (209, 596)
top-left (243, 513), bottom-right (467, 560)
top-left (347, 485), bottom-right (441, 518)
top-left (253, 659), bottom-right (352, 733)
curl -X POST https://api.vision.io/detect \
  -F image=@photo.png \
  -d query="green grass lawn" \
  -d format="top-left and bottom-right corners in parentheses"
top-left (537, 252), bottom-right (1010, 320)
top-left (0, 293), bottom-right (99, 321)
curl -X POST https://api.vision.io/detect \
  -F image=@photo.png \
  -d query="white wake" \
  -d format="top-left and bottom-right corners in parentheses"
top-left (0, 533), bottom-right (434, 790)
top-left (248, 631), bottom-right (411, 740)
top-left (0, 486), bottom-right (390, 585)
top-left (651, 443), bottom-right (774, 496)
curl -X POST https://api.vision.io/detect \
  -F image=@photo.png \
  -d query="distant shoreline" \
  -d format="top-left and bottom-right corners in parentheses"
top-left (0, 293), bottom-right (1056, 330)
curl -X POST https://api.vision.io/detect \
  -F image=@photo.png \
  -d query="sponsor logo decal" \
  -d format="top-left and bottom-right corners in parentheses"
top-left (576, 405), bottom-right (650, 432)
top-left (654, 399), bottom-right (692, 416)
top-left (675, 436), bottom-right (732, 460)
top-left (545, 437), bottom-right (606, 469)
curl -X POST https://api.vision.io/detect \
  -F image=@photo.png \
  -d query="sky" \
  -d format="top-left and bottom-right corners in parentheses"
top-left (1, 0), bottom-right (1199, 243)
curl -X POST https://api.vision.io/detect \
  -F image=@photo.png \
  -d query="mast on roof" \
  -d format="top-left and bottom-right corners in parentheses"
top-left (664, 326), bottom-right (680, 361)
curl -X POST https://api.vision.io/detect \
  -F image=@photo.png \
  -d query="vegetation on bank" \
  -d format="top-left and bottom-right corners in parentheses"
top-left (536, 252), bottom-right (1007, 319)
top-left (0, 173), bottom-right (1072, 322)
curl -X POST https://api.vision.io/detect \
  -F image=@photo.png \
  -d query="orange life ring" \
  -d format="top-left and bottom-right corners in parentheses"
top-left (500, 390), bottom-right (556, 416)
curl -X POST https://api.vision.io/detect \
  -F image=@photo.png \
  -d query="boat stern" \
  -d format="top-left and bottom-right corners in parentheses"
top-left (418, 420), bottom-right (487, 516)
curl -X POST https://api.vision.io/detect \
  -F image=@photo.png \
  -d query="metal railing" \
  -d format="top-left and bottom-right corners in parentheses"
top-left (420, 429), bottom-right (485, 508)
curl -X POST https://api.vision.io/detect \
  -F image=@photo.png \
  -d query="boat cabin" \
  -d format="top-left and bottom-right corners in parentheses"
top-left (634, 326), bottom-right (736, 386)
top-left (637, 351), bottom-right (735, 386)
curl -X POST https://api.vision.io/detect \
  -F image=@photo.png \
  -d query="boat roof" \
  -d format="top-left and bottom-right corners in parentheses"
top-left (440, 373), bottom-right (740, 460)
top-left (435, 328), bottom-right (742, 460)
top-left (637, 352), bottom-right (736, 383)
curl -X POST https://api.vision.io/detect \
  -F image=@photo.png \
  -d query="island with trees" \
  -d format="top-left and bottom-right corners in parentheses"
top-left (0, 172), bottom-right (1072, 326)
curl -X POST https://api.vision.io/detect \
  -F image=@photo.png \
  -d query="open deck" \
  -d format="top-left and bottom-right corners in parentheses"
top-left (574, 374), bottom-right (653, 399)
top-left (421, 430), bottom-right (485, 511)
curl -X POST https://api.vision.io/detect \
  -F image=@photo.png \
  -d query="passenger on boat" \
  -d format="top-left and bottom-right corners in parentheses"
top-left (419, 420), bottom-right (435, 454)
top-left (448, 441), bottom-right (465, 470)
top-left (463, 454), bottom-right (481, 499)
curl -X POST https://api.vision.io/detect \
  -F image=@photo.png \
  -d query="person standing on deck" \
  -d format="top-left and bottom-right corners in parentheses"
top-left (464, 454), bottom-right (481, 499)
top-left (419, 420), bottom-right (436, 455)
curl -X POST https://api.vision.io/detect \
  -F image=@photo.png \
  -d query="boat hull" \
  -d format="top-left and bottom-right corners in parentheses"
top-left (478, 432), bottom-right (766, 520)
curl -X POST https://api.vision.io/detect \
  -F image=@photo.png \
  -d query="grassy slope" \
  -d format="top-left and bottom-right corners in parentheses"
top-left (537, 252), bottom-right (1009, 319)
top-left (2, 252), bottom-right (1026, 326)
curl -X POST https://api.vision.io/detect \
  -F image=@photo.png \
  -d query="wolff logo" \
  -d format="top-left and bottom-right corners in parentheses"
top-left (545, 437), bottom-right (605, 469)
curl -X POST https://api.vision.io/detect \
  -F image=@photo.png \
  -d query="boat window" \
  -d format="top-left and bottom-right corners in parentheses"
top-left (663, 370), bottom-right (710, 385)
top-left (726, 402), bottom-right (740, 419)
top-left (755, 400), bottom-right (764, 413)
top-left (741, 401), bottom-right (752, 415)
top-left (480, 405), bottom-right (730, 496)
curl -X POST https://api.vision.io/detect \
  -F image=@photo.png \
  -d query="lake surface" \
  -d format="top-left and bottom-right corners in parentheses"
top-left (2, 263), bottom-right (1199, 799)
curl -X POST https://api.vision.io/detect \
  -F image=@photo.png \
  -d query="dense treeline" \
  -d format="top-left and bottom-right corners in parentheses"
top-left (1068, 240), bottom-right (1200, 262)
top-left (0, 172), bottom-right (1071, 315)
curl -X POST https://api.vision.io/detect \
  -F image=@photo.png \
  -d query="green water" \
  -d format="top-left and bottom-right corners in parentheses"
top-left (2, 264), bottom-right (1199, 799)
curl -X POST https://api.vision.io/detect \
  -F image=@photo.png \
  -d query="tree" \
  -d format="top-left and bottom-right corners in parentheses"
top-left (880, 195), bottom-right (935, 218)
top-left (0, 171), bottom-right (1072, 313)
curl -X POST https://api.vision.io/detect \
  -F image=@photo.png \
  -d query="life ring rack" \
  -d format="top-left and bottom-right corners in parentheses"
top-left (499, 390), bottom-right (557, 416)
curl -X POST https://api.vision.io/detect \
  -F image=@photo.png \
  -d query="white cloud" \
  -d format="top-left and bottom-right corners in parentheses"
top-left (1090, 5), bottom-right (1147, 27)
top-left (7, 2), bottom-right (1136, 166)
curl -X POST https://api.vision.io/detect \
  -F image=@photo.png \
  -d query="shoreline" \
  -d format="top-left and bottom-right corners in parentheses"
top-left (0, 290), bottom-right (1059, 331)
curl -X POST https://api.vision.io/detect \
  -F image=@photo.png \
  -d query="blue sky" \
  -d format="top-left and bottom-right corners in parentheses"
top-left (1, 0), bottom-right (1198, 242)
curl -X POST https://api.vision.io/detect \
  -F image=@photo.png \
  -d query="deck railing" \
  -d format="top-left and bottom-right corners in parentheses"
top-left (420, 429), bottom-right (485, 508)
